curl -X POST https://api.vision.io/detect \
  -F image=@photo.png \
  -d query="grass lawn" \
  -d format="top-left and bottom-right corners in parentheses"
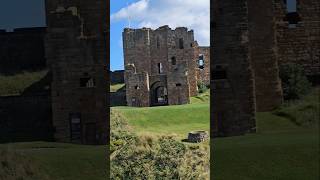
top-left (115, 88), bottom-right (319, 179)
top-left (0, 70), bottom-right (49, 96)
top-left (114, 103), bottom-right (210, 138)
top-left (0, 142), bottom-right (107, 180)
top-left (110, 83), bottom-right (125, 92)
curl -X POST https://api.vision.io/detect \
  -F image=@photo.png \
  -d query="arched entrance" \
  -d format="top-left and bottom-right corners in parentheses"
top-left (150, 81), bottom-right (168, 106)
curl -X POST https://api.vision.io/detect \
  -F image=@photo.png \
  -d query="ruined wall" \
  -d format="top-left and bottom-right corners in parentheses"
top-left (212, 0), bottom-right (256, 136)
top-left (123, 26), bottom-right (199, 107)
top-left (248, 0), bottom-right (283, 111)
top-left (110, 70), bottom-right (124, 84)
top-left (274, 0), bottom-right (320, 77)
top-left (0, 95), bottom-right (53, 143)
top-left (45, 0), bottom-right (107, 145)
top-left (197, 46), bottom-right (210, 86)
top-left (0, 27), bottom-right (47, 74)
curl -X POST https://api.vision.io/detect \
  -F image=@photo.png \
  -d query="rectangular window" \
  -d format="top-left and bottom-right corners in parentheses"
top-left (212, 66), bottom-right (227, 80)
top-left (285, 0), bottom-right (297, 13)
top-left (198, 54), bottom-right (205, 69)
top-left (158, 63), bottom-right (163, 74)
top-left (70, 113), bottom-right (82, 143)
top-left (179, 38), bottom-right (184, 49)
top-left (80, 77), bottom-right (95, 88)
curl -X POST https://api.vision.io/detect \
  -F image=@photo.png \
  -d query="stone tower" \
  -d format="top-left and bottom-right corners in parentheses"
top-left (123, 26), bottom-right (209, 107)
top-left (45, 0), bottom-right (108, 144)
top-left (211, 0), bottom-right (257, 136)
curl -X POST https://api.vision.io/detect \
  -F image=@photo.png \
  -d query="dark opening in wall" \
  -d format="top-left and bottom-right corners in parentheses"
top-left (134, 85), bottom-right (139, 90)
top-left (69, 113), bottom-right (82, 143)
top-left (212, 66), bottom-right (227, 80)
top-left (284, 0), bottom-right (300, 27)
top-left (80, 77), bottom-right (95, 88)
top-left (198, 54), bottom-right (205, 69)
top-left (156, 36), bottom-right (160, 49)
top-left (158, 63), bottom-right (163, 74)
top-left (179, 38), bottom-right (184, 49)
top-left (176, 83), bottom-right (182, 87)
top-left (171, 57), bottom-right (176, 65)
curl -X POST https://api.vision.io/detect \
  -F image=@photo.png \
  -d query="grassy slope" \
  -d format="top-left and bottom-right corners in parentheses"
top-left (110, 83), bottom-right (125, 92)
top-left (213, 88), bottom-right (319, 180)
top-left (0, 70), bottom-right (48, 96)
top-left (114, 91), bottom-right (210, 138)
top-left (116, 88), bottom-right (319, 180)
top-left (0, 142), bottom-right (106, 180)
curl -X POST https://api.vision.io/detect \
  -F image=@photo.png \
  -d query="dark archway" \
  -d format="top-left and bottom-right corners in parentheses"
top-left (150, 81), bottom-right (168, 106)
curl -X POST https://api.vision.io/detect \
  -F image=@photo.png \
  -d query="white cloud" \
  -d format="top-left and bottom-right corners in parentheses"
top-left (111, 0), bottom-right (210, 46)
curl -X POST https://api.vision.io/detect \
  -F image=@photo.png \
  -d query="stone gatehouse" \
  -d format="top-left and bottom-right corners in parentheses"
top-left (123, 25), bottom-right (210, 107)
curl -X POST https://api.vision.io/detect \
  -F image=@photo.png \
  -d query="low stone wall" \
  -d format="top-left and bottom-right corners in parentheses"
top-left (110, 91), bottom-right (126, 107)
top-left (0, 95), bottom-right (53, 143)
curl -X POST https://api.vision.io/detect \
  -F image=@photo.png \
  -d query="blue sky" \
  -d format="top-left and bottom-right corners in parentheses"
top-left (0, 0), bottom-right (295, 71)
top-left (110, 0), bottom-right (210, 70)
top-left (110, 0), bottom-right (139, 71)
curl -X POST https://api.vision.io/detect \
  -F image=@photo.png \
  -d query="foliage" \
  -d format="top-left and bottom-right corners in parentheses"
top-left (110, 110), bottom-right (209, 179)
top-left (279, 63), bottom-right (311, 100)
top-left (0, 149), bottom-right (50, 180)
top-left (197, 81), bottom-right (208, 94)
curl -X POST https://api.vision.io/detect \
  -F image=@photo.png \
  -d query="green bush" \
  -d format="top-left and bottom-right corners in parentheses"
top-left (197, 81), bottom-right (208, 94)
top-left (279, 63), bottom-right (311, 100)
top-left (110, 110), bottom-right (209, 179)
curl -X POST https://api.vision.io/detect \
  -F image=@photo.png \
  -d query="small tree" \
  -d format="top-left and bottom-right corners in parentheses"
top-left (279, 63), bottom-right (311, 100)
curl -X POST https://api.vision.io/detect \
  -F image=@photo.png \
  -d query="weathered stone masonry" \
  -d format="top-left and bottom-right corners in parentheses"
top-left (45, 0), bottom-right (108, 144)
top-left (211, 0), bottom-right (319, 137)
top-left (123, 26), bottom-right (210, 107)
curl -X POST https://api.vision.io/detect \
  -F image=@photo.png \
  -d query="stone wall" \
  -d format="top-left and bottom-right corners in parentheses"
top-left (0, 27), bottom-right (47, 74)
top-left (274, 0), bottom-right (320, 77)
top-left (248, 0), bottom-right (283, 111)
top-left (197, 46), bottom-right (210, 86)
top-left (211, 0), bottom-right (256, 136)
top-left (110, 70), bottom-right (124, 84)
top-left (0, 95), bottom-right (53, 143)
top-left (123, 26), bottom-right (203, 107)
top-left (45, 0), bottom-right (108, 145)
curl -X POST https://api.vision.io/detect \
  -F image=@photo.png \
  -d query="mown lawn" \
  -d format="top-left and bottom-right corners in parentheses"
top-left (0, 142), bottom-right (107, 180)
top-left (114, 103), bottom-right (210, 138)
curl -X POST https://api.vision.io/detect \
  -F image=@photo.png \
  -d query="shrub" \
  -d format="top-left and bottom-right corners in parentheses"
top-left (279, 63), bottom-right (311, 100)
top-left (197, 81), bottom-right (208, 94)
top-left (110, 110), bottom-right (209, 179)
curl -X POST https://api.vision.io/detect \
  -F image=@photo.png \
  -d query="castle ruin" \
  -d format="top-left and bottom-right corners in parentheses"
top-left (123, 26), bottom-right (210, 107)
top-left (45, 0), bottom-right (108, 144)
top-left (211, 0), bottom-right (319, 137)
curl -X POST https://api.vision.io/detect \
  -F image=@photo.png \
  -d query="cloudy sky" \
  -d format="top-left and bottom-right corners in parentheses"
top-left (0, 0), bottom-right (295, 71)
top-left (110, 0), bottom-right (210, 70)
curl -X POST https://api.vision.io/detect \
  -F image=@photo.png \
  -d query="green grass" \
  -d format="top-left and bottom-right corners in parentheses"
top-left (190, 90), bottom-right (210, 104)
top-left (0, 70), bottom-right (49, 96)
top-left (0, 142), bottom-right (107, 180)
top-left (212, 87), bottom-right (319, 180)
top-left (114, 103), bottom-right (209, 138)
top-left (114, 87), bottom-right (319, 179)
top-left (110, 83), bottom-right (125, 92)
